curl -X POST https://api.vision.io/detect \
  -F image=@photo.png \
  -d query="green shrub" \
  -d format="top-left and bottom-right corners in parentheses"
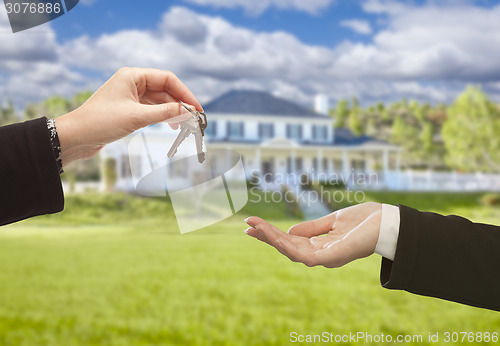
top-left (281, 185), bottom-right (304, 219)
top-left (481, 193), bottom-right (500, 206)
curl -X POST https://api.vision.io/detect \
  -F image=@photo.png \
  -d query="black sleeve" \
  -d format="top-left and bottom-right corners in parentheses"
top-left (0, 117), bottom-right (64, 226)
top-left (380, 204), bottom-right (500, 312)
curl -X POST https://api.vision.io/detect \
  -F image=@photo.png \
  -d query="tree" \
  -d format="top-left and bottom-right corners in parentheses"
top-left (442, 86), bottom-right (500, 172)
top-left (71, 91), bottom-right (93, 110)
top-left (391, 115), bottom-right (406, 144)
top-left (43, 96), bottom-right (70, 117)
top-left (0, 99), bottom-right (17, 126)
top-left (334, 99), bottom-right (349, 128)
top-left (420, 121), bottom-right (434, 154)
top-left (348, 99), bottom-right (363, 136)
top-left (365, 116), bottom-right (378, 137)
top-left (24, 102), bottom-right (39, 120)
top-left (376, 102), bottom-right (385, 114)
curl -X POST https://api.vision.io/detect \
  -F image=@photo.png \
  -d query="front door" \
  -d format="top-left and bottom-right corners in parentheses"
top-left (262, 159), bottom-right (274, 182)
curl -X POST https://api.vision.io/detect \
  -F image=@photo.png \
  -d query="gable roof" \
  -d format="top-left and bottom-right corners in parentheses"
top-left (204, 90), bottom-right (328, 119)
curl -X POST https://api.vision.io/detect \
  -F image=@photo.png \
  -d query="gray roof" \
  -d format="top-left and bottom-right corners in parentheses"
top-left (204, 90), bottom-right (328, 119)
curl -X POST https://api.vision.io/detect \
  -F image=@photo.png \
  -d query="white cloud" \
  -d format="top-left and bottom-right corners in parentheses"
top-left (332, 0), bottom-right (500, 83)
top-left (0, 6), bottom-right (86, 106)
top-left (340, 19), bottom-right (372, 35)
top-left (362, 0), bottom-right (407, 15)
top-left (3, 3), bottom-right (500, 109)
top-left (59, 5), bottom-right (494, 106)
top-left (182, 0), bottom-right (334, 16)
top-left (0, 6), bottom-right (58, 63)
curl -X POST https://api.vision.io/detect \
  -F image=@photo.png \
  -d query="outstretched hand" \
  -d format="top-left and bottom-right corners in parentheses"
top-left (244, 202), bottom-right (382, 268)
top-left (55, 67), bottom-right (203, 165)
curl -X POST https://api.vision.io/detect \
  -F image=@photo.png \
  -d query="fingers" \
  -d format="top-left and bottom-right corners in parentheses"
top-left (136, 102), bottom-right (193, 128)
top-left (127, 68), bottom-right (203, 112)
top-left (244, 217), bottom-right (291, 254)
top-left (244, 217), bottom-right (286, 245)
top-left (243, 217), bottom-right (319, 266)
top-left (288, 212), bottom-right (337, 238)
top-left (140, 90), bottom-right (177, 106)
top-left (244, 225), bottom-right (272, 246)
top-left (244, 221), bottom-right (299, 261)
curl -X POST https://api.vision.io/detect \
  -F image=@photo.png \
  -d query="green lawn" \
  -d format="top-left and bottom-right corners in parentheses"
top-left (0, 192), bottom-right (499, 345)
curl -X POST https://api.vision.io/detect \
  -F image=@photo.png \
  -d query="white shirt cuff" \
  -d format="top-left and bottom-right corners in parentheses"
top-left (374, 204), bottom-right (400, 261)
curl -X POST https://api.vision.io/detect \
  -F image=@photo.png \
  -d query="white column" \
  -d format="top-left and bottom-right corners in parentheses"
top-left (255, 148), bottom-right (261, 173)
top-left (291, 149), bottom-right (296, 174)
top-left (382, 150), bottom-right (389, 189)
top-left (383, 150), bottom-right (389, 175)
top-left (317, 149), bottom-right (322, 181)
top-left (396, 152), bottom-right (401, 173)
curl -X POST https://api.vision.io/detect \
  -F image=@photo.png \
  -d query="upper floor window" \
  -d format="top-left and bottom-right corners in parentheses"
top-left (227, 122), bottom-right (244, 138)
top-left (205, 121), bottom-right (217, 137)
top-left (286, 124), bottom-right (302, 140)
top-left (259, 123), bottom-right (274, 139)
top-left (312, 125), bottom-right (328, 142)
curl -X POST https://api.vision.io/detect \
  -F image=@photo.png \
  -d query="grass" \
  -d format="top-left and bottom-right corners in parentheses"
top-left (0, 191), bottom-right (499, 345)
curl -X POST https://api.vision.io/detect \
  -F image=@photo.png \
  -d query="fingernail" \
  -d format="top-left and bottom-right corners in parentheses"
top-left (244, 217), bottom-right (249, 223)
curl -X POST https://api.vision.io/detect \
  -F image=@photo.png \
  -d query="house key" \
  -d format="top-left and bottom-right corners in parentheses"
top-left (167, 101), bottom-right (207, 163)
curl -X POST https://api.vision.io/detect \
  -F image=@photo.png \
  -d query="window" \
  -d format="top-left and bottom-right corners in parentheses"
top-left (205, 121), bottom-right (217, 137)
top-left (286, 124), bottom-right (302, 140)
top-left (312, 125), bottom-right (328, 142)
top-left (295, 157), bottom-right (303, 172)
top-left (262, 159), bottom-right (274, 182)
top-left (259, 123), bottom-right (274, 139)
top-left (227, 122), bottom-right (244, 138)
top-left (351, 160), bottom-right (366, 171)
top-left (120, 155), bottom-right (132, 178)
top-left (129, 155), bottom-right (142, 178)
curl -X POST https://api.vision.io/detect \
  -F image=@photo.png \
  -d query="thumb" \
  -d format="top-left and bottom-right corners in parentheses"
top-left (136, 102), bottom-right (194, 128)
top-left (288, 212), bottom-right (336, 238)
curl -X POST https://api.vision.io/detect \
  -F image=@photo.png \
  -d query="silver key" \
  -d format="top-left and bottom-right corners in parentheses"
top-left (167, 102), bottom-right (207, 163)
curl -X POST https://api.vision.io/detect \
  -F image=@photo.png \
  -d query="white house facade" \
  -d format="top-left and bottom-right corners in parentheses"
top-left (102, 90), bottom-right (402, 191)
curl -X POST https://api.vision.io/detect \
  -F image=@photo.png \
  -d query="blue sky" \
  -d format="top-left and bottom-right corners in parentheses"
top-left (1, 0), bottom-right (500, 108)
top-left (51, 0), bottom-right (373, 47)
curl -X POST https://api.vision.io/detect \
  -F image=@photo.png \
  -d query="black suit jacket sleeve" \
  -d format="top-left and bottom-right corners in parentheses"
top-left (0, 117), bottom-right (64, 226)
top-left (381, 204), bottom-right (500, 312)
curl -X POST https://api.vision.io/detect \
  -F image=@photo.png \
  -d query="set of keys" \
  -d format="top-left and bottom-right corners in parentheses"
top-left (167, 101), bottom-right (208, 163)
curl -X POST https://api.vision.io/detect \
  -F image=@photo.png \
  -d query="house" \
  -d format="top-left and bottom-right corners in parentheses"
top-left (101, 90), bottom-right (401, 192)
